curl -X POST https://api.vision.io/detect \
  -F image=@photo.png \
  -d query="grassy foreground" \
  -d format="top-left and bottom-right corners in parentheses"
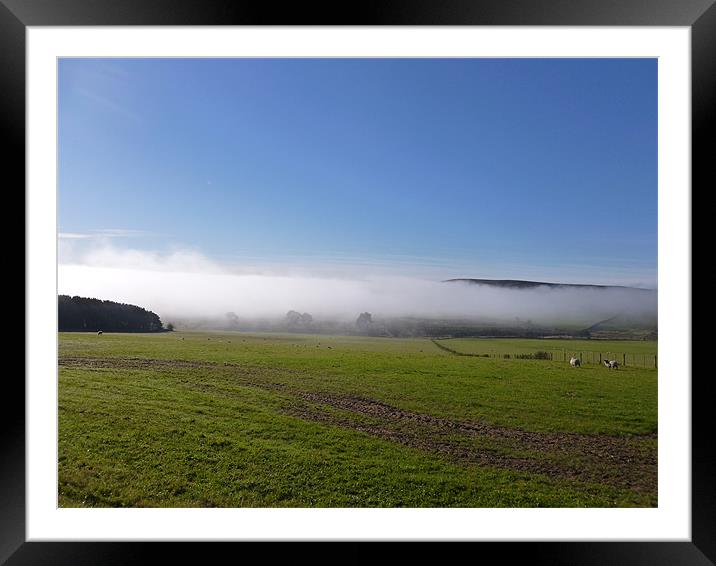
top-left (58, 331), bottom-right (657, 508)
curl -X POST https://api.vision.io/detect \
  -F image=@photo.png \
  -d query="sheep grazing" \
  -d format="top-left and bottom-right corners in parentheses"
top-left (604, 359), bottom-right (619, 370)
top-left (97, 331), bottom-right (103, 335)
top-left (569, 357), bottom-right (581, 367)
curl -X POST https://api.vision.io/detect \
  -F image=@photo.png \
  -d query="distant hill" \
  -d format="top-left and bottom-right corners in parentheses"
top-left (584, 314), bottom-right (658, 340)
top-left (442, 278), bottom-right (656, 339)
top-left (58, 295), bottom-right (165, 332)
top-left (444, 278), bottom-right (654, 292)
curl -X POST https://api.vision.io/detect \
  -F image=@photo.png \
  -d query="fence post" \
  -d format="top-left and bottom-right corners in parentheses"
top-left (599, 352), bottom-right (602, 364)
top-left (655, 355), bottom-right (658, 369)
top-left (623, 353), bottom-right (626, 367)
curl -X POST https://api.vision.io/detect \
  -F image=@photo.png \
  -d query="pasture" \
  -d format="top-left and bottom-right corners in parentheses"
top-left (58, 331), bottom-right (657, 508)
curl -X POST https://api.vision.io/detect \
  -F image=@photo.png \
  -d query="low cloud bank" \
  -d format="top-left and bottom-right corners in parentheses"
top-left (58, 244), bottom-right (657, 326)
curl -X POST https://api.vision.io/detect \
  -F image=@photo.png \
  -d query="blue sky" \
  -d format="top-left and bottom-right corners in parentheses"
top-left (58, 58), bottom-right (657, 287)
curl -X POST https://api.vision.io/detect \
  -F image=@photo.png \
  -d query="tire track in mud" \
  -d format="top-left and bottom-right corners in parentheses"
top-left (280, 396), bottom-right (655, 492)
top-left (60, 356), bottom-right (657, 492)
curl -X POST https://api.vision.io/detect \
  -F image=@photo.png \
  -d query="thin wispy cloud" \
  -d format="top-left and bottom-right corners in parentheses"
top-left (73, 86), bottom-right (142, 123)
top-left (59, 229), bottom-right (149, 240)
top-left (58, 232), bottom-right (95, 240)
top-left (93, 62), bottom-right (130, 79)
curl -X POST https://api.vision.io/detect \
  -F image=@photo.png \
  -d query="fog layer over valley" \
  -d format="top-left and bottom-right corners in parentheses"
top-left (59, 245), bottom-right (657, 335)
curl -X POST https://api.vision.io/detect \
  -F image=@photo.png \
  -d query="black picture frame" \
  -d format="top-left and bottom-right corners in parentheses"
top-left (7, 1), bottom-right (708, 563)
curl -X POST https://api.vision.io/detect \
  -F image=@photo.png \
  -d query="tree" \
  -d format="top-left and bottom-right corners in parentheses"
top-left (356, 312), bottom-right (373, 332)
top-left (286, 310), bottom-right (302, 325)
top-left (58, 295), bottom-right (164, 332)
top-left (225, 312), bottom-right (240, 329)
top-left (166, 323), bottom-right (175, 332)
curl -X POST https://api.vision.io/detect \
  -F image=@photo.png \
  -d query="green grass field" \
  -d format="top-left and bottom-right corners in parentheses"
top-left (58, 331), bottom-right (657, 508)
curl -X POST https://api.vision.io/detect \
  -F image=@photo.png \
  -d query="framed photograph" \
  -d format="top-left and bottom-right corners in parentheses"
top-left (9, 0), bottom-right (708, 563)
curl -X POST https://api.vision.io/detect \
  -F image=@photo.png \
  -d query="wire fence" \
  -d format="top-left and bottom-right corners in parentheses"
top-left (431, 340), bottom-right (657, 368)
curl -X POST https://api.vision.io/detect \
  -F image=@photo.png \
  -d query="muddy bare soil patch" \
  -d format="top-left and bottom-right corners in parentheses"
top-left (60, 356), bottom-right (656, 493)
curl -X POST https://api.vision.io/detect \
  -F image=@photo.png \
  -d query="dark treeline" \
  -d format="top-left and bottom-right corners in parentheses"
top-left (58, 295), bottom-right (165, 332)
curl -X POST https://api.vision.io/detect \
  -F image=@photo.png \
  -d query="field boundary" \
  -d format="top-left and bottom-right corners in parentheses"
top-left (431, 339), bottom-right (657, 368)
